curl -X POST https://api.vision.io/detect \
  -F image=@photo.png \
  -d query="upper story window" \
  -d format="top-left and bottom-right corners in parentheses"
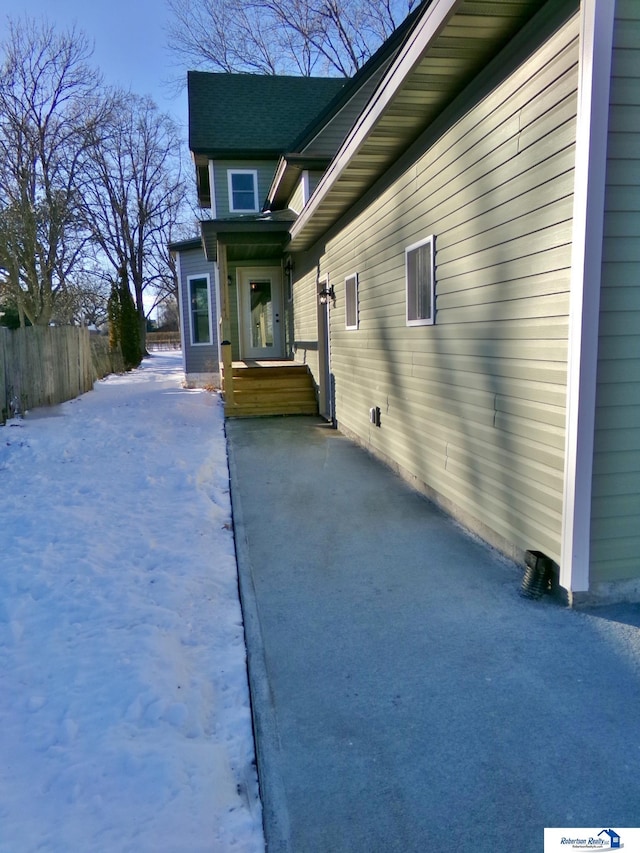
top-left (406, 235), bottom-right (435, 326)
top-left (228, 169), bottom-right (258, 212)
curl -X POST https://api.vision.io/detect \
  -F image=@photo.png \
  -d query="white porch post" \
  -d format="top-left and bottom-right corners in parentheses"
top-left (560, 0), bottom-right (615, 595)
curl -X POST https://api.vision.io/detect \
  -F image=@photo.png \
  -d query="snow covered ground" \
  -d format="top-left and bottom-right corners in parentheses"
top-left (0, 351), bottom-right (264, 853)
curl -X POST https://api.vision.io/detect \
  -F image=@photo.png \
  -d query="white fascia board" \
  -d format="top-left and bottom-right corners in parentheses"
top-left (208, 160), bottom-right (217, 218)
top-left (289, 0), bottom-right (460, 243)
top-left (560, 0), bottom-right (615, 593)
top-left (266, 156), bottom-right (289, 206)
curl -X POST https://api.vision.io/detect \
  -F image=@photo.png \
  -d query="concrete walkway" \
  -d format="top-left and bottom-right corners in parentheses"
top-left (226, 416), bottom-right (640, 853)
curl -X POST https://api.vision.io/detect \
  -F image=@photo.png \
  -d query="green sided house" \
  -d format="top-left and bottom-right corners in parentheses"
top-left (186, 0), bottom-right (640, 605)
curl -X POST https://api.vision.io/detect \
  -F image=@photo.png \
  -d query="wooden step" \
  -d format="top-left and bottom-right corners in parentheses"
top-left (226, 400), bottom-right (319, 417)
top-left (232, 375), bottom-right (314, 392)
top-left (224, 363), bottom-right (318, 418)
top-left (232, 364), bottom-right (310, 379)
top-left (234, 385), bottom-right (316, 403)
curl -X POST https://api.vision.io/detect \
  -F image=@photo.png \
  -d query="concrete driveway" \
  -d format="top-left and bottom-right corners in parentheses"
top-left (226, 416), bottom-right (640, 853)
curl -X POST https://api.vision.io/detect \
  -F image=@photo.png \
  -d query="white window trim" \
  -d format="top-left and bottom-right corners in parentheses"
top-left (188, 273), bottom-right (213, 346)
top-left (405, 235), bottom-right (435, 327)
top-left (345, 272), bottom-right (359, 330)
top-left (227, 169), bottom-right (259, 213)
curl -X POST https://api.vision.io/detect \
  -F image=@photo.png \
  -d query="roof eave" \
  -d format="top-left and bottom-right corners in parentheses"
top-left (190, 148), bottom-right (283, 160)
top-left (265, 154), bottom-right (333, 211)
top-left (288, 0), bottom-right (550, 253)
top-left (168, 237), bottom-right (204, 254)
top-left (289, 0), bottom-right (461, 251)
top-left (288, 0), bottom-right (430, 154)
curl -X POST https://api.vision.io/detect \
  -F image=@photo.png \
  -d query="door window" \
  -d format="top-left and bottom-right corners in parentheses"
top-left (249, 279), bottom-right (274, 349)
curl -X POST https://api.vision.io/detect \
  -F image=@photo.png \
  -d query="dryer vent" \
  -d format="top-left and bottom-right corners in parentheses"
top-left (520, 551), bottom-right (552, 599)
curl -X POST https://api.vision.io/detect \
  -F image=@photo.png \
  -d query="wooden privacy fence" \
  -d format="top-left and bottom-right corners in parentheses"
top-left (0, 326), bottom-right (121, 424)
top-left (146, 331), bottom-right (181, 350)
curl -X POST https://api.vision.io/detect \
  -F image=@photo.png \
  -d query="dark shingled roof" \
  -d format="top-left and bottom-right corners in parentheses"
top-left (188, 72), bottom-right (347, 157)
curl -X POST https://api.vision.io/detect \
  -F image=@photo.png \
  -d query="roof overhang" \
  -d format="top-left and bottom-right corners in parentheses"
top-left (195, 160), bottom-right (211, 209)
top-left (192, 148), bottom-right (283, 160)
top-left (201, 216), bottom-right (294, 263)
top-left (168, 237), bottom-right (203, 255)
top-left (266, 154), bottom-right (333, 211)
top-left (288, 0), bottom-right (548, 252)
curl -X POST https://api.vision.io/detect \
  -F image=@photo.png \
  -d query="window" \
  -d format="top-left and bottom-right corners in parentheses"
top-left (189, 276), bottom-right (211, 344)
top-left (228, 170), bottom-right (258, 212)
top-left (345, 273), bottom-right (359, 330)
top-left (406, 235), bottom-right (435, 326)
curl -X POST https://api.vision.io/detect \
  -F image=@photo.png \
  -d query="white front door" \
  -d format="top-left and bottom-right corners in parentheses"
top-left (238, 268), bottom-right (284, 359)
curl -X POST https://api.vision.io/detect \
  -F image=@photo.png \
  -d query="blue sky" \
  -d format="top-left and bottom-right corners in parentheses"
top-left (1, 0), bottom-right (189, 135)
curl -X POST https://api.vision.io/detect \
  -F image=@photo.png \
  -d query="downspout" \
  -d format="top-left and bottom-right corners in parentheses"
top-left (560, 0), bottom-right (615, 598)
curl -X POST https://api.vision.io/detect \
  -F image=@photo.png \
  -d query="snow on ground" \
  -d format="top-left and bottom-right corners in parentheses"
top-left (0, 351), bottom-right (264, 853)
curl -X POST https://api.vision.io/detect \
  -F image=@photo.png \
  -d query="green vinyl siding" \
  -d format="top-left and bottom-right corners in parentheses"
top-left (296, 11), bottom-right (579, 564)
top-left (590, 0), bottom-right (640, 584)
top-left (290, 172), bottom-right (328, 214)
top-left (292, 252), bottom-right (323, 381)
top-left (289, 179), bottom-right (305, 215)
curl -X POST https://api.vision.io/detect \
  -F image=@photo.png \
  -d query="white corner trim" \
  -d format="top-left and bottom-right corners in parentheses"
top-left (175, 252), bottom-right (187, 374)
top-left (560, 0), bottom-right (615, 593)
top-left (208, 160), bottom-right (217, 218)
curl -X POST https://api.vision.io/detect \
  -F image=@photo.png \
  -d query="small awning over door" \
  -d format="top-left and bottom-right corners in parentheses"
top-left (200, 210), bottom-right (295, 263)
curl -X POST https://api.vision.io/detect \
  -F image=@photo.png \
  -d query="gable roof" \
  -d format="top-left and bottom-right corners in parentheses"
top-left (288, 0), bottom-right (431, 156)
top-left (289, 0), bottom-right (573, 251)
top-left (266, 0), bottom-right (432, 210)
top-left (188, 72), bottom-right (346, 158)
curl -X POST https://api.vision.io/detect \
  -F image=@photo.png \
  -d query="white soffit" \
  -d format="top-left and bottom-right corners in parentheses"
top-left (289, 0), bottom-right (544, 251)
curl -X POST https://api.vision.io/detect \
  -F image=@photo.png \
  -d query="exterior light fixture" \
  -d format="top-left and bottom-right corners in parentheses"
top-left (319, 284), bottom-right (335, 305)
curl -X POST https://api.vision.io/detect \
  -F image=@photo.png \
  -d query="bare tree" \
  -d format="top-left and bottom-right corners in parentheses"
top-left (167, 0), bottom-right (418, 77)
top-left (50, 254), bottom-right (112, 327)
top-left (83, 92), bottom-right (188, 354)
top-left (0, 18), bottom-right (107, 325)
top-left (157, 297), bottom-right (180, 331)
